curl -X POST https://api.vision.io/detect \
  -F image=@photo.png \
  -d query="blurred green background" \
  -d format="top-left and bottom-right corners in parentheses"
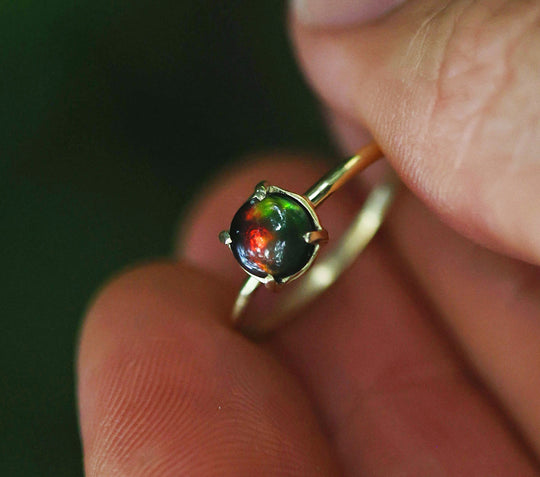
top-left (1, 1), bottom-right (332, 475)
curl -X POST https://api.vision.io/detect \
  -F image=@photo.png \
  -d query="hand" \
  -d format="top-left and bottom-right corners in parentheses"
top-left (77, 1), bottom-right (540, 475)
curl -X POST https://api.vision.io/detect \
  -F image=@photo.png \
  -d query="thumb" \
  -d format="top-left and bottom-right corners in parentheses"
top-left (290, 0), bottom-right (540, 264)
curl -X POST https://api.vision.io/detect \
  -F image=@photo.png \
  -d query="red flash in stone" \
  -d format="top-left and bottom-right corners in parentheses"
top-left (248, 227), bottom-right (271, 252)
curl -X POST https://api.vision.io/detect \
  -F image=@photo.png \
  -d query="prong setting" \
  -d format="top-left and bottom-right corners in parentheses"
top-left (304, 229), bottom-right (329, 244)
top-left (220, 182), bottom-right (326, 286)
top-left (252, 181), bottom-right (268, 201)
top-left (219, 230), bottom-right (232, 245)
top-left (263, 274), bottom-right (281, 291)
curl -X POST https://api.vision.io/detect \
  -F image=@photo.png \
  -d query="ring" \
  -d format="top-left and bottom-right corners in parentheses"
top-left (219, 142), bottom-right (398, 337)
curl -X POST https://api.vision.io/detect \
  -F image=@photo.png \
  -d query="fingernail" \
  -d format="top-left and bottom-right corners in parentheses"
top-left (291, 0), bottom-right (406, 26)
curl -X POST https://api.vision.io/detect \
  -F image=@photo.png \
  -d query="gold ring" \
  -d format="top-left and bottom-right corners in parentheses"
top-left (219, 142), bottom-right (398, 337)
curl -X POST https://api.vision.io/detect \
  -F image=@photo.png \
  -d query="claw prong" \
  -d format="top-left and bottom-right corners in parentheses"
top-left (304, 229), bottom-right (329, 244)
top-left (219, 230), bottom-right (232, 245)
top-left (263, 274), bottom-right (281, 291)
top-left (253, 181), bottom-right (268, 200)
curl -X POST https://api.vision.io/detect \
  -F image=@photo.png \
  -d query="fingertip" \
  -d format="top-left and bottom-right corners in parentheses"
top-left (77, 262), bottom-right (235, 473)
top-left (290, 0), bottom-right (406, 27)
top-left (78, 261), bottom-right (231, 365)
top-left (77, 261), bottom-right (338, 476)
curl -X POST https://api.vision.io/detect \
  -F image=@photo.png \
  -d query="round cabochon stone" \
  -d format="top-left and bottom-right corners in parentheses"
top-left (230, 192), bottom-right (316, 281)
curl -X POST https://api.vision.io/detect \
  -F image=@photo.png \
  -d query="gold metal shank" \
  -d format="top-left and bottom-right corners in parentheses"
top-left (306, 142), bottom-right (382, 207)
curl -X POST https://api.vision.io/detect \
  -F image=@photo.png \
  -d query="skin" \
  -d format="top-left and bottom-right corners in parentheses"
top-left (77, 1), bottom-right (540, 475)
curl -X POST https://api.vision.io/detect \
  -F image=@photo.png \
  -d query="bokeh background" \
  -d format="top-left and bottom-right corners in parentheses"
top-left (1, 1), bottom-right (334, 475)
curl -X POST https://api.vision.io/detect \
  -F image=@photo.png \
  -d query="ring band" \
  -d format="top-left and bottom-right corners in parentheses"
top-left (219, 142), bottom-right (398, 337)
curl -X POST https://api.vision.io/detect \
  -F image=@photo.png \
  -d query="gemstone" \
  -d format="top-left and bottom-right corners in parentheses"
top-left (230, 192), bottom-right (316, 281)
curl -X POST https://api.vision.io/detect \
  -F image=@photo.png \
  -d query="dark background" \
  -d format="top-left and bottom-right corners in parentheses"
top-left (1, 1), bottom-right (333, 475)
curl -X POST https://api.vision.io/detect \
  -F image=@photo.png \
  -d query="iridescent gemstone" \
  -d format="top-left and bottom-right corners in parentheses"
top-left (230, 192), bottom-right (316, 281)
